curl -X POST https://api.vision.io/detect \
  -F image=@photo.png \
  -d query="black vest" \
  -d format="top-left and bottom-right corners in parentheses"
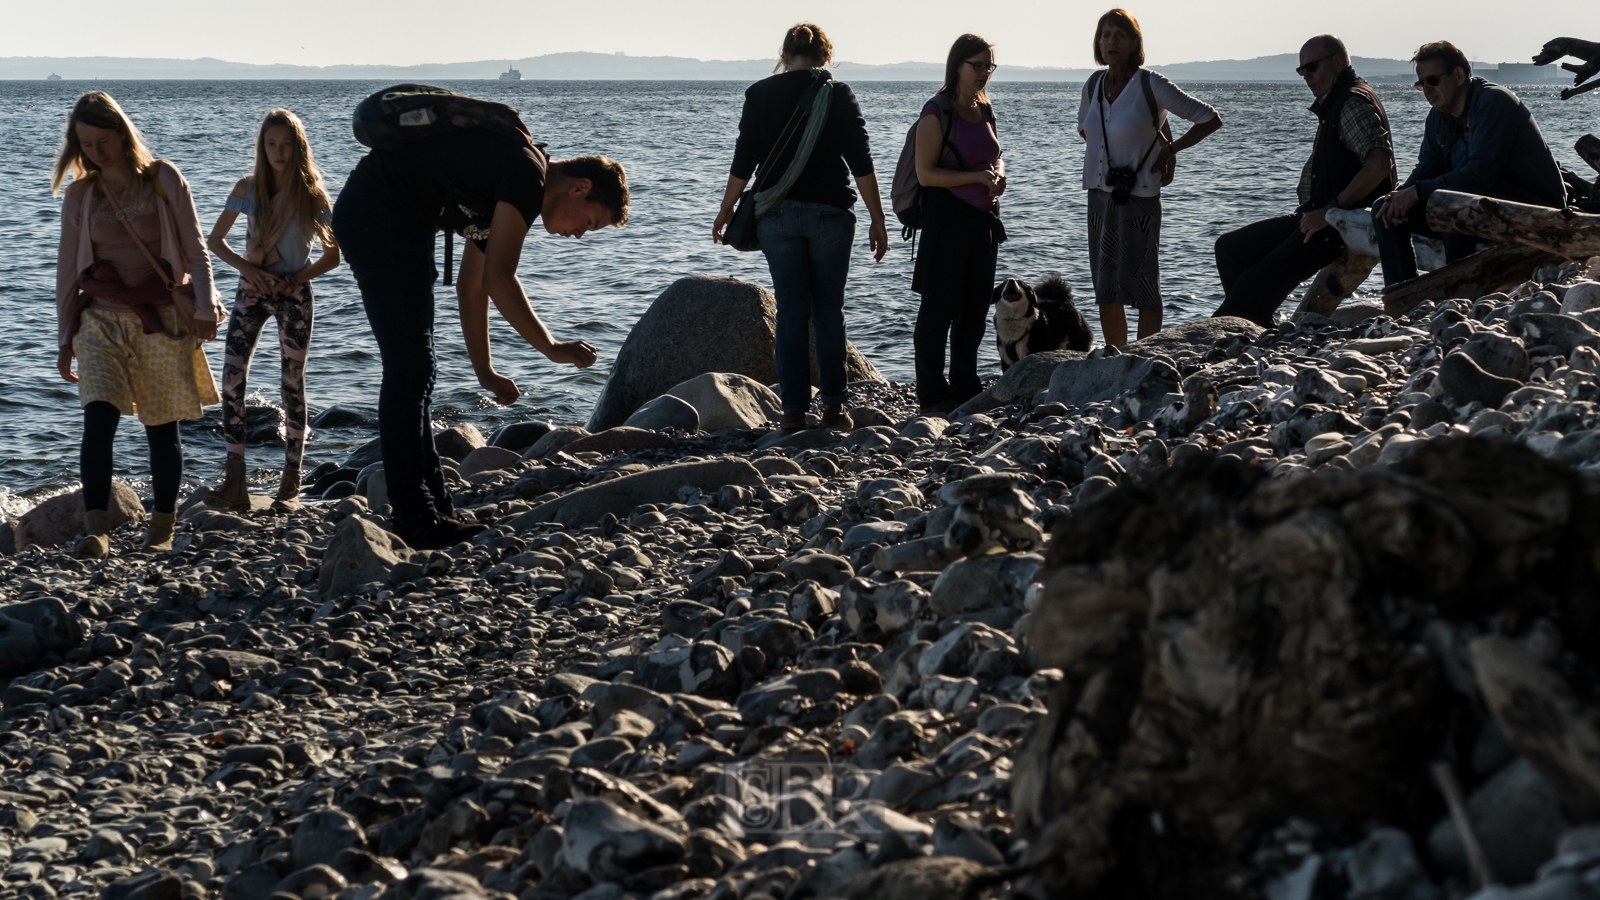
top-left (1306, 68), bottom-right (1396, 210)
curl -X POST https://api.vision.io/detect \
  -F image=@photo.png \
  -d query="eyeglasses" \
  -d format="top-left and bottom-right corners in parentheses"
top-left (1295, 55), bottom-right (1331, 77)
top-left (964, 60), bottom-right (998, 74)
top-left (1414, 73), bottom-right (1445, 89)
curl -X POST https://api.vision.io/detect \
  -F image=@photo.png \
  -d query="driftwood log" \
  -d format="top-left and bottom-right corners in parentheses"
top-left (1424, 190), bottom-right (1600, 258)
top-left (1533, 37), bottom-right (1600, 100)
top-left (1297, 248), bottom-right (1377, 316)
top-left (1382, 242), bottom-right (1564, 317)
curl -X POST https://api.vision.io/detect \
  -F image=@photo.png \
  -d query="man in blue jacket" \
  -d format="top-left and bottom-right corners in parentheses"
top-left (1373, 40), bottom-right (1566, 285)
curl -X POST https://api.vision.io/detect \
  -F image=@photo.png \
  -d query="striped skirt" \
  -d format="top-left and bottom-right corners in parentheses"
top-left (1087, 188), bottom-right (1163, 309)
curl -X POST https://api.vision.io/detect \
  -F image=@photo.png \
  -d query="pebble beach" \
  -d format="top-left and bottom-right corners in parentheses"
top-left (5, 258), bottom-right (1600, 899)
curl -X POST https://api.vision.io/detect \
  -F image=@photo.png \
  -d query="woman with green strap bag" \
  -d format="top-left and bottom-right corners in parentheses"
top-left (712, 23), bottom-right (889, 432)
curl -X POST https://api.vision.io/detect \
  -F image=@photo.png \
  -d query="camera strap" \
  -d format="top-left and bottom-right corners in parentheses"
top-left (1096, 72), bottom-right (1161, 179)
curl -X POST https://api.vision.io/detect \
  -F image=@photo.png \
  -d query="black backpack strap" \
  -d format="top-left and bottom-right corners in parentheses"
top-left (1140, 70), bottom-right (1160, 129)
top-left (929, 93), bottom-right (968, 170)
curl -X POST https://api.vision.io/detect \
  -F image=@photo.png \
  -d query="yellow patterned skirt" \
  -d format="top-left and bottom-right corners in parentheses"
top-left (73, 306), bottom-right (220, 426)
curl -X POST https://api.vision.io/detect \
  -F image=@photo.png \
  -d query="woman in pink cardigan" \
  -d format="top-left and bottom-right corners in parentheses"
top-left (52, 91), bottom-right (224, 557)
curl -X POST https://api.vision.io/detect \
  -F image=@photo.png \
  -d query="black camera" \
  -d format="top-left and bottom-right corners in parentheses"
top-left (1106, 165), bottom-right (1137, 205)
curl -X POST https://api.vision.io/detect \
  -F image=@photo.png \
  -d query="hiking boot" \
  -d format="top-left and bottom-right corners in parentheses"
top-left (77, 509), bottom-right (111, 559)
top-left (142, 510), bottom-right (177, 552)
top-left (270, 467), bottom-right (302, 514)
top-left (206, 458), bottom-right (251, 511)
top-left (779, 411), bottom-right (807, 432)
top-left (399, 514), bottom-right (488, 551)
top-left (820, 408), bottom-right (854, 431)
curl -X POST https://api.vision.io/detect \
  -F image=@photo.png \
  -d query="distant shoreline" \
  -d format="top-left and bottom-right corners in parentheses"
top-left (0, 51), bottom-right (1569, 84)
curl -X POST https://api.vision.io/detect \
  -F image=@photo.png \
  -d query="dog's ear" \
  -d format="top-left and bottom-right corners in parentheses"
top-left (990, 280), bottom-right (1007, 306)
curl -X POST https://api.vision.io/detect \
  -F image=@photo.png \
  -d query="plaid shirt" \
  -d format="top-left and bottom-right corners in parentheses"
top-left (1298, 94), bottom-right (1392, 208)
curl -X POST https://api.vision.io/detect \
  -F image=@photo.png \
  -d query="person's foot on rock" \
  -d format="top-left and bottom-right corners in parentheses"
top-left (76, 509), bottom-right (111, 559)
top-left (821, 408), bottom-right (854, 431)
top-left (141, 511), bottom-right (176, 552)
top-left (919, 399), bottom-right (957, 418)
top-left (270, 467), bottom-right (301, 514)
top-left (206, 458), bottom-right (251, 511)
top-left (399, 514), bottom-right (487, 551)
top-left (780, 410), bottom-right (807, 432)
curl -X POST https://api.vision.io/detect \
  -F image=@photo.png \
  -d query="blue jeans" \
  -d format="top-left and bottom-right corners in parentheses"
top-left (757, 200), bottom-right (856, 413)
top-left (331, 173), bottom-right (453, 528)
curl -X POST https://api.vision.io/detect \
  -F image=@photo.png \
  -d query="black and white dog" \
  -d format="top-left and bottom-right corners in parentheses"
top-left (991, 275), bottom-right (1092, 371)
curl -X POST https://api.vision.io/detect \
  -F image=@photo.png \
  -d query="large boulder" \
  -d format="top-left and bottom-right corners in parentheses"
top-left (511, 458), bottom-right (763, 528)
top-left (318, 517), bottom-right (415, 596)
top-left (1043, 354), bottom-right (1180, 420)
top-left (0, 597), bottom-right (84, 677)
top-left (1121, 317), bottom-right (1263, 373)
top-left (14, 485), bottom-right (144, 550)
top-left (665, 372), bottom-right (784, 431)
top-left (586, 277), bottom-right (883, 430)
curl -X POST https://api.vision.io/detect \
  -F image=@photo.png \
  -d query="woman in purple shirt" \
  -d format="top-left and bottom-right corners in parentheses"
top-left (911, 34), bottom-right (1006, 415)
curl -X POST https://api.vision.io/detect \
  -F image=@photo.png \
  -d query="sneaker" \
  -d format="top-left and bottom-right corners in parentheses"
top-left (779, 411), bottom-right (807, 432)
top-left (820, 408), bottom-right (854, 431)
top-left (919, 400), bottom-right (957, 418)
top-left (399, 515), bottom-right (487, 551)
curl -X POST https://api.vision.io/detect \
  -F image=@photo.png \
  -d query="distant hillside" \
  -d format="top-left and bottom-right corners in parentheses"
top-left (2, 51), bottom-right (1563, 83)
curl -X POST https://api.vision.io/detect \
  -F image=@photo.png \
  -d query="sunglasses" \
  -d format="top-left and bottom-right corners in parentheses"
top-left (1295, 55), bottom-right (1331, 77)
top-left (1414, 73), bottom-right (1446, 89)
top-left (964, 60), bottom-right (998, 74)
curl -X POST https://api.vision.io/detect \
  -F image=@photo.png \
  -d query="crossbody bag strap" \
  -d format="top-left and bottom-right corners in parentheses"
top-left (98, 178), bottom-right (177, 290)
top-left (752, 72), bottom-right (823, 193)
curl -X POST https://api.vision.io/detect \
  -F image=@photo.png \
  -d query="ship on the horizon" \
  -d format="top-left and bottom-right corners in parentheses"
top-left (46, 73), bottom-right (61, 81)
top-left (499, 64), bottom-right (521, 81)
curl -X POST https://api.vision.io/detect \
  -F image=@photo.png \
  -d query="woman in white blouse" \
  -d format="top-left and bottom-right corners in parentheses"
top-left (1079, 8), bottom-right (1222, 347)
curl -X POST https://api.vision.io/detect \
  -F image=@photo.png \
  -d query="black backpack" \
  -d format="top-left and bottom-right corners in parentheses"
top-left (352, 85), bottom-right (545, 284)
top-left (353, 84), bottom-right (534, 150)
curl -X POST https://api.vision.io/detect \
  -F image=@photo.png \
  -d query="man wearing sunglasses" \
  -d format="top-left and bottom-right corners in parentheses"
top-left (1372, 41), bottom-right (1565, 284)
top-left (1212, 35), bottom-right (1395, 327)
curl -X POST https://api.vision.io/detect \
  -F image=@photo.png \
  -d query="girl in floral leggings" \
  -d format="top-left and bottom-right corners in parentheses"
top-left (204, 109), bottom-right (339, 512)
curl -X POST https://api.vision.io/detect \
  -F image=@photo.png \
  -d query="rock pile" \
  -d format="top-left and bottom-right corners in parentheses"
top-left (3, 259), bottom-right (1600, 900)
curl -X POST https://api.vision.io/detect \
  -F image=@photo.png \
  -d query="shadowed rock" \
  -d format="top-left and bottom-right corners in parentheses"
top-left (1013, 439), bottom-right (1600, 895)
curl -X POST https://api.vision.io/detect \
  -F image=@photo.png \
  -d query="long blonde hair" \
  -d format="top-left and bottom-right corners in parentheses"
top-left (251, 109), bottom-right (334, 246)
top-left (51, 91), bottom-right (155, 196)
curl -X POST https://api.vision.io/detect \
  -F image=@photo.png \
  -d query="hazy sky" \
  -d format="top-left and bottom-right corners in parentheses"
top-left (3, 0), bottom-right (1586, 68)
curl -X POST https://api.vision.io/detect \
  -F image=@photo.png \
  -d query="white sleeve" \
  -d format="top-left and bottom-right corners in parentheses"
top-left (1147, 71), bottom-right (1217, 125)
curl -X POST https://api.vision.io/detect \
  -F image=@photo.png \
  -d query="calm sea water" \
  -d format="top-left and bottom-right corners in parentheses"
top-left (2, 78), bottom-right (1596, 512)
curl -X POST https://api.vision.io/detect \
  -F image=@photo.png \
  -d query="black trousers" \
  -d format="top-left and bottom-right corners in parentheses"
top-left (1212, 213), bottom-right (1345, 327)
top-left (1372, 195), bottom-right (1478, 285)
top-left (81, 401), bottom-right (182, 513)
top-left (331, 174), bottom-right (454, 529)
top-left (912, 191), bottom-right (1001, 409)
